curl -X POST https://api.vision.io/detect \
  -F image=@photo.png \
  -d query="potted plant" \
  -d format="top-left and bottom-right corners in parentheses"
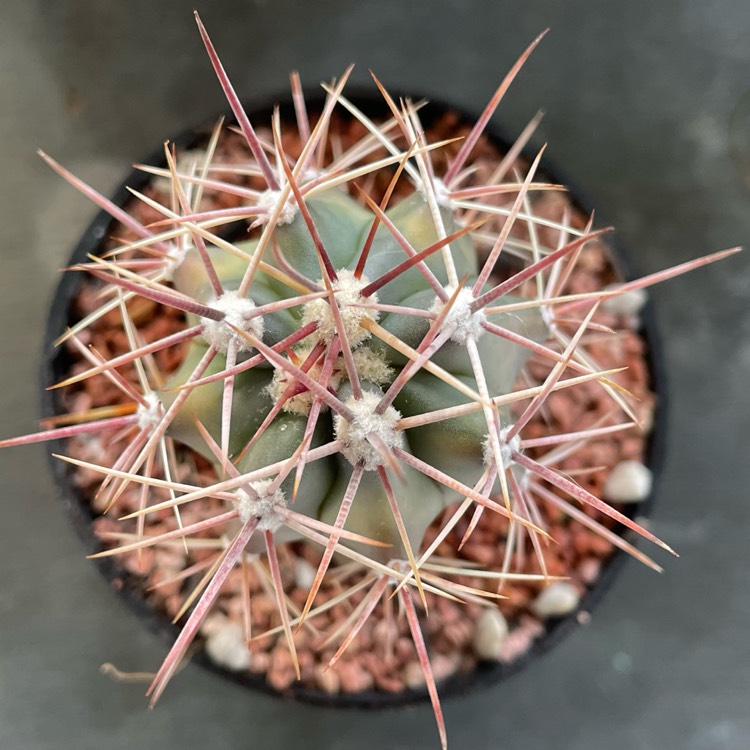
top-left (0, 13), bottom-right (737, 748)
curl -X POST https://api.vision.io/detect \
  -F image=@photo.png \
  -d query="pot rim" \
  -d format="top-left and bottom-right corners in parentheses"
top-left (40, 89), bottom-right (668, 710)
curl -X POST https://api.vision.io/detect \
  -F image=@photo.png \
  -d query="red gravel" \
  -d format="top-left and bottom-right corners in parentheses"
top-left (58, 108), bottom-right (655, 696)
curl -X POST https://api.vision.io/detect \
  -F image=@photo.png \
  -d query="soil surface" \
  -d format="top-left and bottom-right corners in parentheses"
top-left (58, 109), bottom-right (655, 698)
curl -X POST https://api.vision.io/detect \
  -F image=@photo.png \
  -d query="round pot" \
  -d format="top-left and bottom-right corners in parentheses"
top-left (41, 91), bottom-right (667, 709)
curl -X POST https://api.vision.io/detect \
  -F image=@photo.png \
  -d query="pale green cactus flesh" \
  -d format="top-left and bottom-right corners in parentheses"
top-left (165, 188), bottom-right (547, 560)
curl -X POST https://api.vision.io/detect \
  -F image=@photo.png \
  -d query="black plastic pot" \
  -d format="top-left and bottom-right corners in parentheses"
top-left (41, 91), bottom-right (667, 709)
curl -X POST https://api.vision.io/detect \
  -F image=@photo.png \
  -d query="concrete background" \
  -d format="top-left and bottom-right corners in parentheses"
top-left (1, 1), bottom-right (748, 748)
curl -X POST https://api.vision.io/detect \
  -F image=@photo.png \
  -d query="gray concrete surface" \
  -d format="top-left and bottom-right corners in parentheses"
top-left (1, 1), bottom-right (748, 748)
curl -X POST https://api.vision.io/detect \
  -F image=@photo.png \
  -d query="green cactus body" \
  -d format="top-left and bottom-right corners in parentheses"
top-left (165, 187), bottom-right (547, 561)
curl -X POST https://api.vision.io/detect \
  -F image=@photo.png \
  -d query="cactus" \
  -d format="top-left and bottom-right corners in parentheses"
top-left (0, 13), bottom-right (738, 749)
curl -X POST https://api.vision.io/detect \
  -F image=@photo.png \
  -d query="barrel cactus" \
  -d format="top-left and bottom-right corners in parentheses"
top-left (0, 12), bottom-right (737, 749)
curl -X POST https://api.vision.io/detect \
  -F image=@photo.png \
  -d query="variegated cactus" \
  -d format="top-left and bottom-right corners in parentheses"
top-left (0, 12), bottom-right (737, 749)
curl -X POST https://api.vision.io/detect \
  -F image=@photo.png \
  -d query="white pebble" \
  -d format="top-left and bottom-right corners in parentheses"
top-left (402, 661), bottom-right (425, 689)
top-left (604, 460), bottom-right (653, 503)
top-left (472, 608), bottom-right (509, 661)
top-left (531, 582), bottom-right (580, 618)
top-left (602, 284), bottom-right (647, 316)
top-left (294, 558), bottom-right (316, 589)
top-left (204, 620), bottom-right (251, 672)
